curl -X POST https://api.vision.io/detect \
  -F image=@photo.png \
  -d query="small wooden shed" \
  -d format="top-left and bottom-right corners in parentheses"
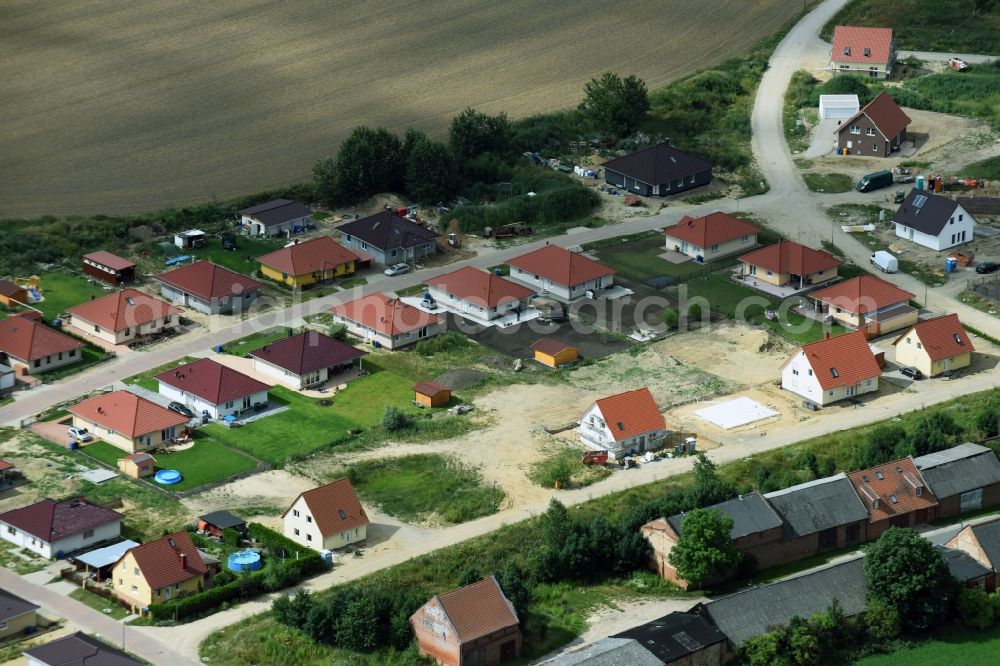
top-left (118, 452), bottom-right (156, 479)
top-left (198, 510), bottom-right (248, 537)
top-left (0, 280), bottom-right (28, 307)
top-left (413, 381), bottom-right (451, 408)
top-left (531, 337), bottom-right (579, 368)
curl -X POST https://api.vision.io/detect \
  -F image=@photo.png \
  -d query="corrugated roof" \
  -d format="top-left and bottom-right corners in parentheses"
top-left (593, 387), bottom-right (665, 441)
top-left (663, 212), bottom-right (760, 249)
top-left (285, 477), bottom-right (369, 537)
top-left (506, 245), bottom-right (615, 288)
top-left (83, 251), bottom-right (135, 272)
top-left (257, 236), bottom-right (360, 277)
top-left (894, 314), bottom-right (974, 361)
top-left (75, 539), bottom-right (140, 569)
top-left (337, 210), bottom-right (437, 250)
top-left (154, 261), bottom-right (261, 302)
top-left (0, 497), bottom-right (122, 544)
top-left (847, 457), bottom-right (938, 523)
top-left (0, 588), bottom-right (38, 623)
top-left (68, 288), bottom-right (180, 332)
top-left (119, 531), bottom-right (207, 590)
top-left (69, 390), bottom-right (188, 438)
top-left (914, 443), bottom-right (1000, 499)
top-left (531, 337), bottom-right (576, 356)
top-left (249, 330), bottom-right (364, 375)
top-left (238, 199), bottom-right (312, 227)
top-left (831, 25), bottom-right (894, 64)
top-left (22, 631), bottom-right (145, 666)
top-left (794, 330), bottom-right (881, 391)
top-left (840, 90), bottom-right (911, 142)
top-left (739, 240), bottom-right (841, 276)
top-left (891, 188), bottom-right (962, 237)
top-left (427, 266), bottom-right (534, 309)
top-left (764, 473), bottom-right (868, 537)
top-left (667, 492), bottom-right (783, 540)
top-left (811, 275), bottom-right (913, 314)
top-left (154, 358), bottom-right (269, 406)
top-left (602, 143), bottom-right (712, 187)
top-left (0, 315), bottom-right (83, 362)
top-left (331, 293), bottom-right (441, 336)
top-left (433, 576), bottom-right (519, 644)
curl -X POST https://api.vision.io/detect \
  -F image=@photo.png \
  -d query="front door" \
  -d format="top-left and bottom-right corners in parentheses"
top-left (846, 386), bottom-right (857, 397)
top-left (943, 358), bottom-right (950, 372)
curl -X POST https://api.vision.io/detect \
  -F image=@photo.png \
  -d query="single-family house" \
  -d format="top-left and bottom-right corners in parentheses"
top-left (197, 511), bottom-right (247, 538)
top-left (426, 267), bottom-right (534, 322)
top-left (331, 293), bottom-right (444, 349)
top-left (82, 251), bottom-right (135, 286)
top-left (155, 358), bottom-right (270, 420)
top-left (0, 458), bottom-right (15, 491)
top-left (837, 91), bottom-right (910, 157)
top-left (947, 517), bottom-right (1000, 591)
top-left (0, 315), bottom-right (84, 374)
top-left (662, 212), bottom-right (760, 263)
top-left (238, 199), bottom-right (312, 237)
top-left (847, 457), bottom-right (939, 540)
top-left (830, 26), bottom-right (896, 79)
top-left (256, 236), bottom-right (360, 288)
top-left (810, 274), bottom-right (916, 336)
top-left (818, 94), bottom-right (860, 120)
top-left (67, 288), bottom-right (181, 346)
top-left (914, 443), bottom-right (1000, 518)
top-left (111, 531), bottom-right (212, 613)
top-left (155, 261), bottom-right (262, 315)
top-left (602, 143), bottom-right (712, 197)
top-left (739, 241), bottom-right (841, 290)
top-left (22, 632), bottom-right (145, 666)
top-left (578, 387), bottom-right (666, 460)
top-left (763, 474), bottom-right (870, 562)
top-left (411, 576), bottom-right (521, 666)
top-left (893, 189), bottom-right (976, 251)
top-left (781, 330), bottom-right (881, 407)
top-left (505, 245), bottom-right (616, 300)
top-left (0, 589), bottom-right (38, 641)
top-left (0, 362), bottom-right (16, 394)
top-left (69, 390), bottom-right (188, 454)
top-left (0, 279), bottom-right (28, 307)
top-left (642, 492), bottom-right (785, 588)
top-left (531, 338), bottom-right (579, 368)
top-left (0, 497), bottom-right (122, 559)
top-left (249, 330), bottom-right (365, 390)
top-left (118, 452), bottom-right (156, 479)
top-left (283, 478), bottom-right (369, 552)
top-left (413, 381), bottom-right (451, 408)
top-left (338, 210), bottom-right (438, 266)
top-left (893, 314), bottom-right (974, 377)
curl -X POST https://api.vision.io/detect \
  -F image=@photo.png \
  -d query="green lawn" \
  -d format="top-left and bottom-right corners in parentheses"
top-left (963, 155), bottom-right (1000, 180)
top-left (82, 437), bottom-right (257, 492)
top-left (34, 271), bottom-right (110, 320)
top-left (393, 283), bottom-right (427, 297)
top-left (591, 233), bottom-right (735, 283)
top-left (856, 625), bottom-right (1000, 665)
top-left (122, 356), bottom-right (199, 392)
top-left (802, 172), bottom-right (854, 193)
top-left (223, 326), bottom-right (297, 355)
top-left (184, 237), bottom-right (286, 275)
top-left (69, 587), bottom-right (129, 620)
top-left (347, 454), bottom-right (502, 524)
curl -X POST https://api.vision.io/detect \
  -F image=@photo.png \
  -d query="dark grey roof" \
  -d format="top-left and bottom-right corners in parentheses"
top-left (613, 612), bottom-right (726, 664)
top-left (891, 189), bottom-right (962, 237)
top-left (602, 143), bottom-right (712, 187)
top-left (668, 492), bottom-right (783, 540)
top-left (937, 545), bottom-right (992, 582)
top-left (0, 588), bottom-right (38, 623)
top-left (545, 637), bottom-right (664, 665)
top-left (337, 210), bottom-right (437, 251)
top-left (970, 518), bottom-right (1000, 568)
top-left (704, 557), bottom-right (867, 646)
top-left (763, 474), bottom-right (868, 538)
top-left (199, 511), bottom-right (246, 530)
top-left (914, 443), bottom-right (1000, 499)
top-left (21, 631), bottom-right (144, 666)
top-left (237, 199), bottom-right (312, 227)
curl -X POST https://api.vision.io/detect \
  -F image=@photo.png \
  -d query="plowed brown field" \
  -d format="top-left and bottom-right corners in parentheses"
top-left (0, 0), bottom-right (793, 217)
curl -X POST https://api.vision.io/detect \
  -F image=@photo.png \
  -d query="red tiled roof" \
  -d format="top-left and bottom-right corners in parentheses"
top-left (120, 531), bottom-right (207, 590)
top-left (0, 459), bottom-right (13, 472)
top-left (848, 457), bottom-right (938, 523)
top-left (0, 497), bottom-right (122, 544)
top-left (0, 316), bottom-right (83, 362)
top-left (739, 241), bottom-right (841, 276)
top-left (531, 337), bottom-right (576, 356)
top-left (249, 330), bottom-right (364, 375)
top-left (798, 330), bottom-right (881, 391)
top-left (331, 293), bottom-right (440, 336)
top-left (811, 275), bottom-right (914, 314)
top-left (67, 289), bottom-right (180, 332)
top-left (83, 251), bottom-right (135, 271)
top-left (663, 212), bottom-right (760, 248)
top-left (432, 576), bottom-right (519, 644)
top-left (69, 391), bottom-right (188, 438)
top-left (413, 381), bottom-right (449, 398)
top-left (0, 280), bottom-right (26, 298)
top-left (831, 25), bottom-right (894, 64)
top-left (894, 314), bottom-right (975, 361)
top-left (593, 387), bottom-right (665, 441)
top-left (427, 267), bottom-right (534, 308)
top-left (285, 478), bottom-right (369, 537)
top-left (154, 358), bottom-right (270, 405)
top-left (256, 236), bottom-right (359, 277)
top-left (841, 91), bottom-right (911, 141)
top-left (507, 245), bottom-right (615, 287)
top-left (154, 261), bottom-right (261, 302)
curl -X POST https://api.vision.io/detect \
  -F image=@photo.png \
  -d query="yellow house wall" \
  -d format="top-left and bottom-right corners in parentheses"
top-left (323, 523), bottom-right (367, 550)
top-left (112, 551), bottom-right (204, 613)
top-left (817, 377), bottom-right (879, 406)
top-left (0, 610), bottom-right (36, 639)
top-left (260, 261), bottom-right (355, 287)
top-left (828, 309), bottom-right (863, 328)
top-left (73, 416), bottom-right (175, 453)
top-left (742, 264), bottom-right (788, 286)
top-left (807, 267), bottom-right (838, 284)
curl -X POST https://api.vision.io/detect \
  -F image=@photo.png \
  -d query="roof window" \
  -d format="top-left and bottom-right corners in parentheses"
top-left (617, 422), bottom-right (625, 431)
top-left (954, 334), bottom-right (963, 344)
top-left (338, 509), bottom-right (346, 519)
top-left (126, 297), bottom-right (135, 306)
top-left (864, 48), bottom-right (871, 57)
top-left (889, 495), bottom-right (898, 504)
top-left (843, 47), bottom-right (851, 56)
top-left (830, 368), bottom-right (839, 378)
top-left (875, 471), bottom-right (884, 480)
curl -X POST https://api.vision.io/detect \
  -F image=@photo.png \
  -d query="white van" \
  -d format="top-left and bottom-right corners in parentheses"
top-left (870, 251), bottom-right (898, 273)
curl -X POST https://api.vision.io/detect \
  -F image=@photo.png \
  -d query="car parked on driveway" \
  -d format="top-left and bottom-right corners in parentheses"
top-left (168, 402), bottom-right (195, 418)
top-left (384, 263), bottom-right (409, 276)
top-left (976, 261), bottom-right (1000, 274)
top-left (67, 426), bottom-right (93, 442)
top-left (900, 367), bottom-right (924, 380)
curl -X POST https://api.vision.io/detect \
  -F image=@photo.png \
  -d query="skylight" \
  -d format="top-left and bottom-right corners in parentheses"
top-left (875, 471), bottom-right (884, 480)
top-left (889, 495), bottom-right (898, 504)
top-left (338, 509), bottom-right (346, 519)
top-left (125, 297), bottom-right (135, 306)
top-left (913, 194), bottom-right (928, 208)
top-left (830, 368), bottom-right (839, 378)
top-left (616, 422), bottom-right (625, 431)
top-left (954, 334), bottom-right (963, 344)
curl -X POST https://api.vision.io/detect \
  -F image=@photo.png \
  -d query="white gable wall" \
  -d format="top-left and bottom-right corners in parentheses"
top-left (894, 203), bottom-right (975, 252)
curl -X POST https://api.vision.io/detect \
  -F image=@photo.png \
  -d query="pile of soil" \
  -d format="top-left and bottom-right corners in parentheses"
top-left (435, 368), bottom-right (488, 390)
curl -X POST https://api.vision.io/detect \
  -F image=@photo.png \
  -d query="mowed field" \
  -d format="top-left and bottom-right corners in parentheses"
top-left (0, 0), bottom-right (794, 218)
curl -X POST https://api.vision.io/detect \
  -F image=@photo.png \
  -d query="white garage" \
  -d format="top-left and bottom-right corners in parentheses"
top-left (819, 94), bottom-right (860, 120)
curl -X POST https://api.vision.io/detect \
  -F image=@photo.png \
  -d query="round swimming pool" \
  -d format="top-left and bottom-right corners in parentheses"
top-left (228, 549), bottom-right (262, 572)
top-left (154, 469), bottom-right (182, 485)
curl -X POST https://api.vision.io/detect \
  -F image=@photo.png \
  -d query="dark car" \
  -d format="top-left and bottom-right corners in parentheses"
top-left (976, 261), bottom-right (1000, 274)
top-left (900, 367), bottom-right (924, 380)
top-left (168, 402), bottom-right (195, 418)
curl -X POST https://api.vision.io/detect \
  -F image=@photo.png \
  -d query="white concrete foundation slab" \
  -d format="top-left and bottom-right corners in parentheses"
top-left (694, 397), bottom-right (778, 429)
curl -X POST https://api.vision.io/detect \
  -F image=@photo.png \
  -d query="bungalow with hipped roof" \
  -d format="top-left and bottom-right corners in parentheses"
top-left (781, 330), bottom-right (881, 407)
top-left (578, 387), bottom-right (665, 460)
top-left (249, 330), bottom-right (365, 390)
top-left (0, 589), bottom-right (38, 641)
top-left (22, 632), bottom-right (145, 666)
top-left (0, 313), bottom-right (83, 374)
top-left (256, 236), bottom-right (360, 288)
top-left (67, 288), bottom-right (181, 346)
top-left (505, 245), bottom-right (616, 301)
top-left (663, 212), bottom-right (760, 263)
top-left (155, 357), bottom-right (270, 420)
top-left (238, 199), bottom-right (312, 237)
top-left (155, 260), bottom-right (262, 315)
top-left (426, 267), bottom-right (534, 323)
top-left (111, 531), bottom-right (212, 613)
top-left (739, 241), bottom-right (840, 291)
top-left (810, 274), bottom-right (916, 336)
top-left (893, 314), bottom-right (974, 377)
top-left (338, 210), bottom-right (438, 266)
top-left (331, 293), bottom-right (445, 349)
top-left (283, 477), bottom-right (369, 551)
top-left (836, 90), bottom-right (911, 157)
top-left (602, 143), bottom-right (712, 197)
top-left (69, 390), bottom-right (189, 454)
top-left (914, 443), bottom-right (1000, 518)
top-left (0, 497), bottom-right (122, 559)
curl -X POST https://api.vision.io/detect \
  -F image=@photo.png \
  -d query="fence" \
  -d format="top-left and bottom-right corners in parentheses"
top-left (968, 274), bottom-right (1000, 303)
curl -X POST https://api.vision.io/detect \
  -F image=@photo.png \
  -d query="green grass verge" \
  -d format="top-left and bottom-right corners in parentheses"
top-left (393, 283), bottom-right (427, 298)
top-left (856, 624), bottom-right (1000, 665)
top-left (223, 326), bottom-right (298, 355)
top-left (961, 155), bottom-right (1000, 180)
top-left (122, 356), bottom-right (200, 392)
top-left (898, 258), bottom-right (947, 287)
top-left (347, 454), bottom-right (502, 524)
top-left (529, 446), bottom-right (613, 490)
top-left (802, 172), bottom-right (854, 193)
top-left (69, 587), bottom-right (129, 620)
top-left (185, 237), bottom-right (286, 275)
top-left (959, 291), bottom-right (1000, 317)
top-left (591, 233), bottom-right (737, 283)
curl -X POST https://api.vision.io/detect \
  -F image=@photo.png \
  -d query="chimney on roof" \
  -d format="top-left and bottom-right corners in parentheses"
top-left (824, 331), bottom-right (830, 340)
top-left (180, 552), bottom-right (187, 569)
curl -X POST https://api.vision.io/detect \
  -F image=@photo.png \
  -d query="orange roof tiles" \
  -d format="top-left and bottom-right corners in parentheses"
top-left (811, 275), bottom-right (914, 314)
top-left (256, 236), bottom-right (359, 276)
top-left (593, 387), bottom-right (665, 441)
top-left (894, 314), bottom-right (974, 361)
top-left (120, 531), bottom-right (207, 590)
top-left (663, 212), bottom-right (760, 248)
top-left (432, 576), bottom-right (519, 644)
top-left (842, 91), bottom-right (911, 141)
top-left (506, 245), bottom-right (615, 287)
top-left (67, 289), bottom-right (180, 332)
top-left (69, 391), bottom-right (188, 438)
top-left (739, 241), bottom-right (841, 276)
top-left (831, 25), bottom-right (894, 64)
top-left (286, 478), bottom-right (369, 537)
top-left (427, 267), bottom-right (534, 308)
top-left (331, 293), bottom-right (440, 336)
top-left (797, 330), bottom-right (881, 391)
top-left (848, 457), bottom-right (938, 524)
top-left (154, 261), bottom-right (261, 302)
top-left (0, 315), bottom-right (83, 362)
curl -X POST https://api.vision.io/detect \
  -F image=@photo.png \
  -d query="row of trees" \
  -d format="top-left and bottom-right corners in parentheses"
top-left (852, 409), bottom-right (973, 470)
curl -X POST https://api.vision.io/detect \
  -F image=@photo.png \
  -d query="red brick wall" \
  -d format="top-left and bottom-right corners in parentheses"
top-left (936, 483), bottom-right (1000, 519)
top-left (412, 599), bottom-right (461, 666)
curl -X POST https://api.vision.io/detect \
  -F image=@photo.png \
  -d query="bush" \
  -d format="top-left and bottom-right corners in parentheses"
top-left (381, 406), bottom-right (412, 432)
top-left (328, 324), bottom-right (349, 342)
top-left (956, 587), bottom-right (994, 629)
top-left (661, 307), bottom-right (679, 330)
top-left (414, 331), bottom-right (469, 356)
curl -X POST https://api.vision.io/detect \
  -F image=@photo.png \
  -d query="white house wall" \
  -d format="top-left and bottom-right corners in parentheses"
top-left (157, 382), bottom-right (268, 419)
top-left (894, 204), bottom-right (975, 252)
top-left (0, 519), bottom-right (121, 559)
top-left (782, 352), bottom-right (879, 406)
top-left (252, 357), bottom-right (325, 390)
top-left (578, 404), bottom-right (664, 459)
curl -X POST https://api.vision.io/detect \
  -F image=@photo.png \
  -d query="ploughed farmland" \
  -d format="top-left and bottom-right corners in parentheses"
top-left (0, 0), bottom-right (794, 217)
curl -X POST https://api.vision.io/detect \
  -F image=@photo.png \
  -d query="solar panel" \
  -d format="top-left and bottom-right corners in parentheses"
top-left (672, 631), bottom-right (703, 652)
top-left (913, 195), bottom-right (927, 208)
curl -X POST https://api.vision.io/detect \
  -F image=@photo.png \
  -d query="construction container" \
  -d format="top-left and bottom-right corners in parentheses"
top-left (946, 257), bottom-right (958, 273)
top-left (934, 177), bottom-right (943, 192)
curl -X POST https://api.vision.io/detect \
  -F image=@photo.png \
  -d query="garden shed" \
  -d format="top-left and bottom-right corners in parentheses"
top-left (413, 381), bottom-right (451, 407)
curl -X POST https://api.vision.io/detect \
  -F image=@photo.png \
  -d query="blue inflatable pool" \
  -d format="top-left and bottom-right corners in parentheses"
top-left (154, 469), bottom-right (182, 485)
